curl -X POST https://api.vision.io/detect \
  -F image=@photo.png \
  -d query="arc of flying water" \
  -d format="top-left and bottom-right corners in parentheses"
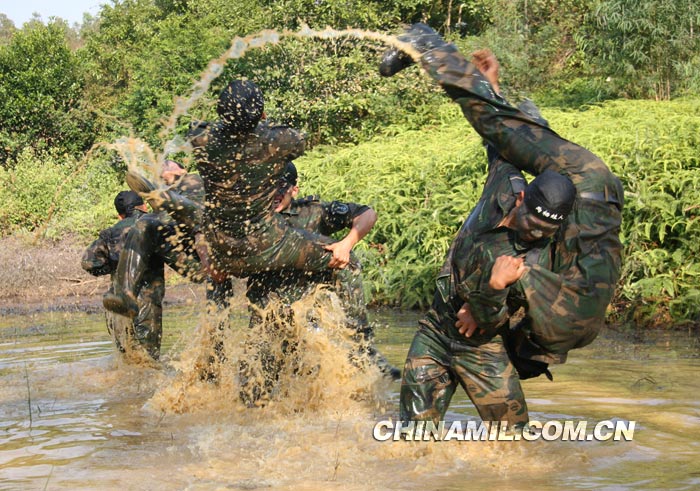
top-left (158, 26), bottom-right (421, 161)
top-left (40, 27), bottom-right (418, 241)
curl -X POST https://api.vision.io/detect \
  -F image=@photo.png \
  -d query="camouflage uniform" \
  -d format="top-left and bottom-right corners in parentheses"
top-left (107, 174), bottom-right (207, 359)
top-left (418, 45), bottom-right (623, 360)
top-left (400, 150), bottom-right (539, 427)
top-left (81, 208), bottom-right (164, 356)
top-left (241, 196), bottom-right (376, 404)
top-left (246, 196), bottom-right (369, 329)
top-left (192, 122), bottom-right (336, 276)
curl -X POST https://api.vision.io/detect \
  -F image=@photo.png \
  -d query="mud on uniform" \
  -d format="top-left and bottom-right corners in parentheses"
top-left (193, 122), bottom-right (336, 277)
top-left (400, 151), bottom-right (545, 427)
top-left (419, 45), bottom-right (623, 362)
top-left (81, 209), bottom-right (164, 355)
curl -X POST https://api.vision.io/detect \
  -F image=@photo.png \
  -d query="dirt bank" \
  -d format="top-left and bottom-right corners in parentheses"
top-left (0, 235), bottom-right (245, 316)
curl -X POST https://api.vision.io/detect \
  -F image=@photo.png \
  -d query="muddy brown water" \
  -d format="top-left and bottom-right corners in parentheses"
top-left (0, 303), bottom-right (699, 491)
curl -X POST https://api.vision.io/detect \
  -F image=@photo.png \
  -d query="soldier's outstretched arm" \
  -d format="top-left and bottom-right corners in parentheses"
top-left (81, 233), bottom-right (112, 276)
top-left (324, 207), bottom-right (377, 269)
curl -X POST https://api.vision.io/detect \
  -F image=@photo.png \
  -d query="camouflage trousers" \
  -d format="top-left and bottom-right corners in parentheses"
top-left (400, 325), bottom-right (528, 427)
top-left (207, 213), bottom-right (335, 277)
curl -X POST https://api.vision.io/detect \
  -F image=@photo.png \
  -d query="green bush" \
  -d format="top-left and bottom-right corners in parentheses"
top-left (0, 148), bottom-right (123, 239)
top-left (298, 98), bottom-right (700, 325)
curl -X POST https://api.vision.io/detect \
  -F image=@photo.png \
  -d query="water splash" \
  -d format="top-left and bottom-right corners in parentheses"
top-left (157, 25), bottom-right (421, 163)
top-left (150, 287), bottom-right (388, 416)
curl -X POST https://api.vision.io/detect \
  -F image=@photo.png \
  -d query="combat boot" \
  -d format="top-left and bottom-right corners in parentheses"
top-left (126, 169), bottom-right (157, 194)
top-left (379, 23), bottom-right (448, 77)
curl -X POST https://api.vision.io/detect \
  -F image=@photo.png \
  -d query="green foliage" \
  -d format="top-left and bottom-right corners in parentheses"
top-left (0, 21), bottom-right (94, 160)
top-left (0, 149), bottom-right (75, 231)
top-left (0, 148), bottom-right (124, 238)
top-left (578, 0), bottom-right (700, 100)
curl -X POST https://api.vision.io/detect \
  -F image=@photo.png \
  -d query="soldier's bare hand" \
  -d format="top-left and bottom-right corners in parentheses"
top-left (324, 240), bottom-right (352, 269)
top-left (489, 255), bottom-right (526, 290)
top-left (471, 48), bottom-right (500, 94)
top-left (456, 303), bottom-right (482, 338)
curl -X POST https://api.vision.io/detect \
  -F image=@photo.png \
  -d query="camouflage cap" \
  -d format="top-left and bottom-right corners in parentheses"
top-left (523, 170), bottom-right (576, 223)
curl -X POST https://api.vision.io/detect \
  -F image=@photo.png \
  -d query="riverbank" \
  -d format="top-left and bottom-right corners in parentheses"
top-left (0, 235), bottom-right (246, 316)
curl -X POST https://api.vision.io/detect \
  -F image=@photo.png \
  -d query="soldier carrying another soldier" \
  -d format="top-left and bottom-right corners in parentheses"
top-left (379, 23), bottom-right (623, 428)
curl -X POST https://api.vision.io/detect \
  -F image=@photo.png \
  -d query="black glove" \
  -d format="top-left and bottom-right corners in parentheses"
top-left (379, 23), bottom-right (447, 77)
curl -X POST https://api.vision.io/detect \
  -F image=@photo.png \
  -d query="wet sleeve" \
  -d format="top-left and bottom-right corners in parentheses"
top-left (81, 231), bottom-right (112, 276)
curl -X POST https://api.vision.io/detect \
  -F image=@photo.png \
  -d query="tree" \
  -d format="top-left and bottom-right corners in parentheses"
top-left (578, 0), bottom-right (700, 99)
top-left (0, 14), bottom-right (16, 45)
top-left (0, 21), bottom-right (93, 161)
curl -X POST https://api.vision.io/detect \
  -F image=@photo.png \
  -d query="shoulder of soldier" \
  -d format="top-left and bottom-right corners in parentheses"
top-left (291, 195), bottom-right (321, 207)
top-left (187, 120), bottom-right (210, 148)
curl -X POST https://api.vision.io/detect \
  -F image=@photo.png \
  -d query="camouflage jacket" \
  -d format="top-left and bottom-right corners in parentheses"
top-left (192, 121), bottom-right (305, 238)
top-left (420, 45), bottom-right (624, 353)
top-left (246, 196), bottom-right (370, 304)
top-left (150, 173), bottom-right (206, 234)
top-left (81, 209), bottom-right (147, 277)
top-left (420, 151), bottom-right (553, 345)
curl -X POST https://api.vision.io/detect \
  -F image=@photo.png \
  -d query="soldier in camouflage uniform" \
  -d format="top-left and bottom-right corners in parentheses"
top-left (240, 162), bottom-right (399, 404)
top-left (103, 161), bottom-right (210, 360)
top-left (190, 80), bottom-right (342, 280)
top-left (394, 148), bottom-right (575, 427)
top-left (380, 31), bottom-right (580, 427)
top-left (381, 24), bottom-right (624, 375)
top-left (81, 191), bottom-right (162, 357)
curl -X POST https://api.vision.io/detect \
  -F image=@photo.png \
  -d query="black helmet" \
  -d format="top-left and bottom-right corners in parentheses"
top-left (114, 191), bottom-right (144, 217)
top-left (217, 80), bottom-right (264, 134)
top-left (523, 170), bottom-right (576, 224)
